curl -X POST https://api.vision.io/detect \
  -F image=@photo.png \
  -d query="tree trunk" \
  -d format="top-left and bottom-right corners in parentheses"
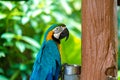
top-left (81, 0), bottom-right (118, 80)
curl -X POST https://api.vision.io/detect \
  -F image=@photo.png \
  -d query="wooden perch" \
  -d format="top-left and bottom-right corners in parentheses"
top-left (81, 0), bottom-right (118, 80)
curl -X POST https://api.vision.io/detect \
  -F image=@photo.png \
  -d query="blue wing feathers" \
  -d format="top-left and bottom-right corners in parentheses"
top-left (30, 40), bottom-right (61, 80)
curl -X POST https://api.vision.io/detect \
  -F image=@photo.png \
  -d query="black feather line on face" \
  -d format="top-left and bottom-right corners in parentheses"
top-left (52, 35), bottom-right (60, 44)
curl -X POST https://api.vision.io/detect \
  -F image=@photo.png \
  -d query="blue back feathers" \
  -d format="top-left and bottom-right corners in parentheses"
top-left (30, 24), bottom-right (61, 80)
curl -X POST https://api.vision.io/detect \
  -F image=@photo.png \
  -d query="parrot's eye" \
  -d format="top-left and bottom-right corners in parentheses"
top-left (54, 27), bottom-right (63, 34)
top-left (56, 27), bottom-right (59, 30)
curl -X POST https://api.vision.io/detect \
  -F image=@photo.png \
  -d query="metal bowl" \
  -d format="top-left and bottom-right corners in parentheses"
top-left (64, 64), bottom-right (81, 75)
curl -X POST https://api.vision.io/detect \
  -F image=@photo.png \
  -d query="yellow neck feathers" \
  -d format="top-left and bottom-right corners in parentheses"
top-left (46, 31), bottom-right (60, 50)
top-left (46, 31), bottom-right (54, 41)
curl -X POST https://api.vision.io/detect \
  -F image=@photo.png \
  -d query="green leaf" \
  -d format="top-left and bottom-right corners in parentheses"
top-left (0, 75), bottom-right (8, 80)
top-left (19, 64), bottom-right (27, 71)
top-left (21, 17), bottom-right (29, 24)
top-left (0, 13), bottom-right (6, 19)
top-left (0, 68), bottom-right (4, 74)
top-left (31, 9), bottom-right (42, 18)
top-left (3, 42), bottom-right (14, 47)
top-left (0, 2), bottom-right (14, 10)
top-left (10, 70), bottom-right (20, 80)
top-left (15, 41), bottom-right (25, 53)
top-left (60, 0), bottom-right (72, 14)
top-left (22, 36), bottom-right (40, 48)
top-left (0, 52), bottom-right (5, 58)
top-left (73, 0), bottom-right (81, 10)
top-left (14, 24), bottom-right (22, 35)
top-left (25, 43), bottom-right (38, 52)
top-left (10, 8), bottom-right (24, 16)
top-left (1, 33), bottom-right (15, 41)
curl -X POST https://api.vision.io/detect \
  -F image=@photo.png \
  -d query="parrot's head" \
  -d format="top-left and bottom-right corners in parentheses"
top-left (53, 24), bottom-right (69, 41)
top-left (46, 24), bottom-right (69, 43)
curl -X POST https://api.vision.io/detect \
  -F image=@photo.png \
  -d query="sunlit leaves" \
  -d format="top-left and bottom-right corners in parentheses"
top-left (0, 52), bottom-right (5, 58)
top-left (60, 0), bottom-right (72, 15)
top-left (1, 32), bottom-right (40, 53)
top-left (0, 75), bottom-right (8, 80)
top-left (1, 33), bottom-right (15, 42)
top-left (0, 1), bottom-right (14, 10)
top-left (15, 41), bottom-right (26, 53)
top-left (14, 24), bottom-right (22, 35)
top-left (22, 36), bottom-right (40, 49)
top-left (0, 13), bottom-right (6, 19)
top-left (21, 17), bottom-right (29, 25)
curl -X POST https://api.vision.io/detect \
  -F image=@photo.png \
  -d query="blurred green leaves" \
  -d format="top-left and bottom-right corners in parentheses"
top-left (0, 0), bottom-right (81, 80)
top-left (15, 41), bottom-right (25, 53)
top-left (0, 75), bottom-right (8, 80)
top-left (22, 36), bottom-right (40, 48)
top-left (1, 33), bottom-right (40, 52)
top-left (118, 7), bottom-right (120, 69)
top-left (0, 52), bottom-right (5, 58)
top-left (118, 6), bottom-right (120, 79)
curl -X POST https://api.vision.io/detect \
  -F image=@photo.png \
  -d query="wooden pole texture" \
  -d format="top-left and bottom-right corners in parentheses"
top-left (81, 0), bottom-right (117, 80)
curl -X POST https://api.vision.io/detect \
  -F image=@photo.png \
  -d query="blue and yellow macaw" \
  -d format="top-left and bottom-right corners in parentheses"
top-left (30, 24), bottom-right (69, 80)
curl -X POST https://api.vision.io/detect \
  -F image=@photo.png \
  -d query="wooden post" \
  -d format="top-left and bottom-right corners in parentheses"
top-left (81, 0), bottom-right (117, 80)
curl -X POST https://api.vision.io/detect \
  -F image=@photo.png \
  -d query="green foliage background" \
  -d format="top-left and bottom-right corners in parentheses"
top-left (0, 0), bottom-right (81, 80)
top-left (0, 0), bottom-right (120, 80)
top-left (118, 6), bottom-right (120, 80)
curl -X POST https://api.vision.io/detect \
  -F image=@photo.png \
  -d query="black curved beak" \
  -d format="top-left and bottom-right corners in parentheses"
top-left (59, 28), bottom-right (69, 41)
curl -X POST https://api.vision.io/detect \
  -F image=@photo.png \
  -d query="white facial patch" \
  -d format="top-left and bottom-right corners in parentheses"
top-left (53, 26), bottom-right (66, 39)
top-left (53, 33), bottom-right (61, 39)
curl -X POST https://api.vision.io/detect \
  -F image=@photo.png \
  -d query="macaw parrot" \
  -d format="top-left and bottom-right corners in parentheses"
top-left (30, 24), bottom-right (69, 80)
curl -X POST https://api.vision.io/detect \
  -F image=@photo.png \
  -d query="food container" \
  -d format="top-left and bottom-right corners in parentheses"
top-left (62, 64), bottom-right (81, 80)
